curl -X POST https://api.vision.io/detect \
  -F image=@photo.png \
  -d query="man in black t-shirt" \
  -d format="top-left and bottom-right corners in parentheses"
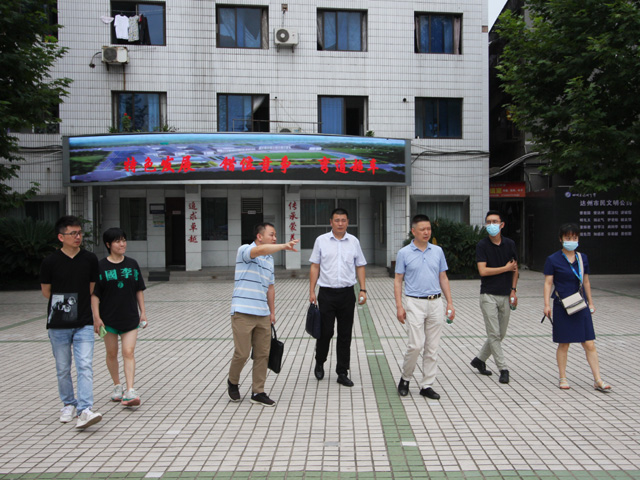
top-left (40, 216), bottom-right (102, 429)
top-left (470, 210), bottom-right (518, 384)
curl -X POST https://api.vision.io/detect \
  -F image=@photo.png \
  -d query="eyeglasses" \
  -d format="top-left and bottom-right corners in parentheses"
top-left (61, 231), bottom-right (84, 238)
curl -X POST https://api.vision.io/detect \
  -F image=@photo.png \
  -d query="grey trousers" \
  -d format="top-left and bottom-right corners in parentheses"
top-left (477, 294), bottom-right (511, 371)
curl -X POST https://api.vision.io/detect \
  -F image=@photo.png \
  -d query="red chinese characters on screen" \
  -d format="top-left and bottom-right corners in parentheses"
top-left (221, 156), bottom-right (236, 171)
top-left (120, 155), bottom-right (383, 177)
top-left (161, 156), bottom-right (175, 173)
top-left (260, 156), bottom-right (273, 173)
top-left (179, 156), bottom-right (195, 173)
top-left (240, 156), bottom-right (256, 172)
top-left (124, 157), bottom-right (137, 172)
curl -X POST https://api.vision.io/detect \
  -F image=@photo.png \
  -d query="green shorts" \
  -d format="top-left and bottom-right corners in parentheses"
top-left (104, 325), bottom-right (140, 335)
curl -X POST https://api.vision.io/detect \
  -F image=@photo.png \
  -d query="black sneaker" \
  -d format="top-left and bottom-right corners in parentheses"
top-left (250, 392), bottom-right (276, 407)
top-left (227, 379), bottom-right (240, 402)
top-left (397, 378), bottom-right (410, 396)
top-left (419, 387), bottom-right (440, 400)
top-left (499, 370), bottom-right (510, 384)
top-left (337, 374), bottom-right (354, 387)
top-left (470, 357), bottom-right (492, 376)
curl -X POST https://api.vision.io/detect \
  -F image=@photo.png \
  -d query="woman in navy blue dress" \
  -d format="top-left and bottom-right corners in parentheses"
top-left (543, 223), bottom-right (611, 392)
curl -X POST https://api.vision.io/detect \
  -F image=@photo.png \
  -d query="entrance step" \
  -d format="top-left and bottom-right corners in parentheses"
top-left (144, 265), bottom-right (390, 282)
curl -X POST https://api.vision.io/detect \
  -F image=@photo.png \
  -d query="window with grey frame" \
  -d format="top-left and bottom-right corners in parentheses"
top-left (217, 5), bottom-right (268, 49)
top-left (111, 1), bottom-right (165, 45)
top-left (300, 198), bottom-right (358, 249)
top-left (415, 97), bottom-right (462, 138)
top-left (112, 92), bottom-right (166, 132)
top-left (120, 198), bottom-right (147, 241)
top-left (415, 13), bottom-right (461, 54)
top-left (416, 202), bottom-right (465, 223)
top-left (202, 198), bottom-right (228, 240)
top-left (218, 94), bottom-right (269, 132)
top-left (317, 9), bottom-right (367, 51)
top-left (318, 96), bottom-right (366, 136)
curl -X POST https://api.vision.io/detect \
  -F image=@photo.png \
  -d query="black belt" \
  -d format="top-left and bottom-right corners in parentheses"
top-left (319, 286), bottom-right (354, 291)
top-left (407, 293), bottom-right (441, 300)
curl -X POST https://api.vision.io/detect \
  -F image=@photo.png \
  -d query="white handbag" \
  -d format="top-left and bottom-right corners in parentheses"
top-left (559, 291), bottom-right (588, 315)
top-left (557, 253), bottom-right (588, 315)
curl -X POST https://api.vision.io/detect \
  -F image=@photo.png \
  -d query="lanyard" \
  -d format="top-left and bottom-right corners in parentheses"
top-left (561, 252), bottom-right (582, 284)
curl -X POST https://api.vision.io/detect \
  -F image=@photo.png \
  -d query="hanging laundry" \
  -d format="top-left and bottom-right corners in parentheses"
top-left (128, 15), bottom-right (140, 42)
top-left (114, 14), bottom-right (129, 39)
top-left (139, 14), bottom-right (151, 45)
top-left (101, 16), bottom-right (114, 24)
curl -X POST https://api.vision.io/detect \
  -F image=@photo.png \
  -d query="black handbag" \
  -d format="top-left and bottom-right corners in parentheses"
top-left (306, 302), bottom-right (322, 339)
top-left (268, 325), bottom-right (284, 374)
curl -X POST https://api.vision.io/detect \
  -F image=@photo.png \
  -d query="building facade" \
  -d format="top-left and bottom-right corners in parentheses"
top-left (7, 0), bottom-right (489, 270)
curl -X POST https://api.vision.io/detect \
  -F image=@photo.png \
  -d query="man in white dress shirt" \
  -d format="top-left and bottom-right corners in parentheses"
top-left (309, 208), bottom-right (367, 387)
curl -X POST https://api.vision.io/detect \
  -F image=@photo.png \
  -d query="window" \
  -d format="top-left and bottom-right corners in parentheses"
top-left (416, 200), bottom-right (468, 223)
top-left (111, 1), bottom-right (165, 45)
top-left (13, 104), bottom-right (60, 134)
top-left (120, 198), bottom-right (147, 241)
top-left (113, 92), bottom-right (166, 132)
top-left (202, 198), bottom-right (228, 240)
top-left (317, 9), bottom-right (367, 51)
top-left (44, 1), bottom-right (59, 40)
top-left (218, 94), bottom-right (269, 132)
top-left (415, 13), bottom-right (461, 54)
top-left (415, 98), bottom-right (462, 138)
top-left (301, 199), bottom-right (358, 249)
top-left (5, 201), bottom-right (60, 223)
top-left (217, 6), bottom-right (268, 49)
top-left (318, 96), bottom-right (366, 135)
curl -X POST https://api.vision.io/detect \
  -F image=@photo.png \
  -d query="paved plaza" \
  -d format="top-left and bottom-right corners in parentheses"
top-left (1, 270), bottom-right (639, 480)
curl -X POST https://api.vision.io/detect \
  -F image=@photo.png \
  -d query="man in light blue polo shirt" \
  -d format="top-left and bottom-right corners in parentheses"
top-left (394, 214), bottom-right (455, 400)
top-left (227, 223), bottom-right (298, 407)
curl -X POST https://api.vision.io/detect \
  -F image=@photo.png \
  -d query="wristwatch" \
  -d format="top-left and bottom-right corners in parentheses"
top-left (511, 287), bottom-right (517, 292)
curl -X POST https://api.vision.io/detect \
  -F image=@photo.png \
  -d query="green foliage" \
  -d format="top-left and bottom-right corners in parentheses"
top-left (496, 0), bottom-right (640, 201)
top-left (0, 0), bottom-right (72, 212)
top-left (154, 124), bottom-right (179, 133)
top-left (0, 217), bottom-right (58, 278)
top-left (403, 219), bottom-right (486, 277)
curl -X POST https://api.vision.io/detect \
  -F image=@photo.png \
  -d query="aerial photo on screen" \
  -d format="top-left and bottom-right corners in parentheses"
top-left (65, 133), bottom-right (409, 185)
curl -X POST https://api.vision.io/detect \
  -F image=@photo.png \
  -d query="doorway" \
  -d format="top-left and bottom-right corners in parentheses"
top-left (241, 198), bottom-right (263, 245)
top-left (165, 197), bottom-right (185, 268)
top-left (489, 199), bottom-right (524, 262)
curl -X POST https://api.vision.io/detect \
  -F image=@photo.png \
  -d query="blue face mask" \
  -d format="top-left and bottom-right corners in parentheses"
top-left (563, 241), bottom-right (578, 251)
top-left (486, 223), bottom-right (501, 237)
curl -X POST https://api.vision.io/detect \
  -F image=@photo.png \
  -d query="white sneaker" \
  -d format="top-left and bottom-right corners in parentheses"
top-left (111, 384), bottom-right (123, 402)
top-left (75, 409), bottom-right (102, 429)
top-left (59, 405), bottom-right (76, 423)
top-left (121, 388), bottom-right (141, 407)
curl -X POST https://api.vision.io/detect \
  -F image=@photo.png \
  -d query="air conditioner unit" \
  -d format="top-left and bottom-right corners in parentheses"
top-left (102, 46), bottom-right (129, 64)
top-left (274, 28), bottom-right (298, 47)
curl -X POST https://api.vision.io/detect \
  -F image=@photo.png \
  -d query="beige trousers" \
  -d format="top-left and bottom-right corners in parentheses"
top-left (228, 312), bottom-right (271, 393)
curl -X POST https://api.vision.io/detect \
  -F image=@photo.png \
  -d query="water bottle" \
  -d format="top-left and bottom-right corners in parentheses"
top-left (509, 296), bottom-right (516, 311)
top-left (446, 309), bottom-right (453, 324)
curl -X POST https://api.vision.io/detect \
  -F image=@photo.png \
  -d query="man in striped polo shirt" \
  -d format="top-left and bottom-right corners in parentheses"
top-left (227, 223), bottom-right (299, 407)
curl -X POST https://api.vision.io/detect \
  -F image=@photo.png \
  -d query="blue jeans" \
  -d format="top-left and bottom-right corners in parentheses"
top-left (48, 325), bottom-right (95, 414)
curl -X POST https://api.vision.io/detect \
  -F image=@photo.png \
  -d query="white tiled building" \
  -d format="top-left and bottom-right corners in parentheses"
top-left (8, 0), bottom-right (489, 271)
